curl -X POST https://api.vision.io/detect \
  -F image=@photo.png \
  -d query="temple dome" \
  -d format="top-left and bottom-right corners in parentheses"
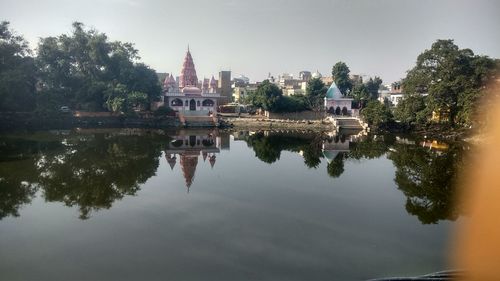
top-left (209, 75), bottom-right (217, 87)
top-left (326, 81), bottom-right (344, 99)
top-left (182, 86), bottom-right (202, 95)
top-left (163, 73), bottom-right (176, 88)
top-left (312, 70), bottom-right (322, 79)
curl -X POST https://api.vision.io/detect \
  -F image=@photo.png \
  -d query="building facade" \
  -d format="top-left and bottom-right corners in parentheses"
top-left (325, 81), bottom-right (353, 115)
top-left (161, 48), bottom-right (220, 115)
top-left (218, 71), bottom-right (232, 104)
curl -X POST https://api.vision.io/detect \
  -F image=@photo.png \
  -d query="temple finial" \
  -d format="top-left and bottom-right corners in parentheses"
top-left (187, 44), bottom-right (190, 52)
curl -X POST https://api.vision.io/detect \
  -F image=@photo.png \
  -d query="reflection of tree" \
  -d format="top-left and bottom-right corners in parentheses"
top-left (246, 133), bottom-right (282, 163)
top-left (326, 153), bottom-right (345, 178)
top-left (0, 137), bottom-right (61, 219)
top-left (245, 132), bottom-right (323, 167)
top-left (37, 134), bottom-right (163, 219)
top-left (0, 160), bottom-right (38, 219)
top-left (388, 143), bottom-right (463, 224)
top-left (347, 135), bottom-right (392, 160)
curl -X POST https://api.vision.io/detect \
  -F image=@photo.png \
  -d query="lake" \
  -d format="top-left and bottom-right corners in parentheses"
top-left (0, 128), bottom-right (465, 281)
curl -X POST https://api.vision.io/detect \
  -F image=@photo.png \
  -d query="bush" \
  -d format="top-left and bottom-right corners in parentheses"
top-left (154, 106), bottom-right (175, 117)
top-left (275, 95), bottom-right (308, 112)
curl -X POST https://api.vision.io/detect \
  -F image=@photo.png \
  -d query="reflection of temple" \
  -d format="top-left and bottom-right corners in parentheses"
top-left (322, 135), bottom-right (351, 162)
top-left (165, 131), bottom-right (228, 192)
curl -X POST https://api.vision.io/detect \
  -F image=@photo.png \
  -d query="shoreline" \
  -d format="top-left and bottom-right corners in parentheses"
top-left (0, 112), bottom-right (476, 142)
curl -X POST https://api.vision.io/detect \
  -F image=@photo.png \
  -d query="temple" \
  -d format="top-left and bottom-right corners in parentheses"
top-left (325, 82), bottom-right (353, 115)
top-left (162, 47), bottom-right (220, 115)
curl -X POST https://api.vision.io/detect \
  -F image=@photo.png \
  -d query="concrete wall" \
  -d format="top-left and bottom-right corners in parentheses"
top-left (264, 110), bottom-right (325, 120)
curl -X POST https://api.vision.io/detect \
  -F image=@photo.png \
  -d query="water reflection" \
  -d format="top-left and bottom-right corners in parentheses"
top-left (165, 130), bottom-right (226, 191)
top-left (0, 129), bottom-right (466, 224)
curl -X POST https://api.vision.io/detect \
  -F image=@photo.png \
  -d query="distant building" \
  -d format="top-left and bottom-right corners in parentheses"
top-left (350, 74), bottom-right (363, 85)
top-left (320, 76), bottom-right (334, 86)
top-left (218, 71), bottom-right (232, 104)
top-left (299, 71), bottom-right (312, 81)
top-left (233, 83), bottom-right (258, 103)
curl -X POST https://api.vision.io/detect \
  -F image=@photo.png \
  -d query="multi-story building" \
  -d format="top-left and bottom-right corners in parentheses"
top-left (233, 83), bottom-right (258, 103)
top-left (218, 71), bottom-right (232, 104)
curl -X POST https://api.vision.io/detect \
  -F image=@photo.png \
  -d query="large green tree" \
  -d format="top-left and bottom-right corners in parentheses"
top-left (248, 80), bottom-right (283, 112)
top-left (403, 39), bottom-right (498, 126)
top-left (331, 62), bottom-right (352, 96)
top-left (0, 21), bottom-right (37, 112)
top-left (36, 22), bottom-right (161, 112)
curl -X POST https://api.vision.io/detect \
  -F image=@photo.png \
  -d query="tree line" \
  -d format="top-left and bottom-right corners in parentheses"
top-left (0, 21), bottom-right (161, 114)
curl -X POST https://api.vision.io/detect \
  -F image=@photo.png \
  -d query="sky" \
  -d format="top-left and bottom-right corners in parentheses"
top-left (1, 0), bottom-right (499, 83)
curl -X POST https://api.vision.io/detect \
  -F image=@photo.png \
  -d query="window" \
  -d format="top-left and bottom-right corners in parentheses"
top-left (202, 99), bottom-right (214, 107)
top-left (171, 98), bottom-right (183, 106)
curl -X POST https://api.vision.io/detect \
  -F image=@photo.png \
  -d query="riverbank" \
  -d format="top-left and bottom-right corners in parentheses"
top-left (0, 112), bottom-right (179, 131)
top-left (379, 123), bottom-right (475, 142)
top-left (222, 116), bottom-right (335, 131)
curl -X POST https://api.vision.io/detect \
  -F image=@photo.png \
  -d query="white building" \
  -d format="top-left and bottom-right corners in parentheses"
top-left (324, 82), bottom-right (353, 115)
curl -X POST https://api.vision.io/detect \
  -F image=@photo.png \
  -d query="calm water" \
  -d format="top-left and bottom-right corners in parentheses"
top-left (0, 129), bottom-right (466, 281)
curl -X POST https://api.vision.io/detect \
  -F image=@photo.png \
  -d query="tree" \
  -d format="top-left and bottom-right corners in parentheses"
top-left (305, 78), bottom-right (327, 111)
top-left (403, 39), bottom-right (498, 126)
top-left (36, 22), bottom-right (161, 112)
top-left (0, 21), bottom-right (37, 112)
top-left (331, 62), bottom-right (352, 95)
top-left (361, 100), bottom-right (393, 127)
top-left (350, 83), bottom-right (370, 104)
top-left (394, 94), bottom-right (430, 127)
top-left (250, 80), bottom-right (283, 112)
top-left (365, 76), bottom-right (383, 100)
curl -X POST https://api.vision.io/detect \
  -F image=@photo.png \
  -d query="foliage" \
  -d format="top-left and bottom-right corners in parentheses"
top-left (331, 62), bottom-right (352, 95)
top-left (275, 95), bottom-right (308, 112)
top-left (326, 154), bottom-right (345, 178)
top-left (388, 142), bottom-right (464, 224)
top-left (361, 100), bottom-right (393, 126)
top-left (403, 39), bottom-right (498, 126)
top-left (154, 105), bottom-right (175, 116)
top-left (247, 80), bottom-right (283, 112)
top-left (245, 132), bottom-right (323, 167)
top-left (394, 94), bottom-right (431, 127)
top-left (365, 77), bottom-right (383, 100)
top-left (350, 83), bottom-right (370, 104)
top-left (305, 78), bottom-right (327, 111)
top-left (0, 21), bottom-right (37, 112)
top-left (36, 22), bottom-right (161, 112)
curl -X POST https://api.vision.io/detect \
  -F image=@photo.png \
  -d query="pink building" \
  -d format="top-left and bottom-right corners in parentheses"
top-left (162, 47), bottom-right (220, 115)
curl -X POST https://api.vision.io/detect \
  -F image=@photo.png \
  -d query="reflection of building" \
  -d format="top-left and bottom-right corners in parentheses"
top-left (165, 131), bottom-right (229, 192)
top-left (161, 47), bottom-right (220, 114)
top-left (322, 136), bottom-right (351, 163)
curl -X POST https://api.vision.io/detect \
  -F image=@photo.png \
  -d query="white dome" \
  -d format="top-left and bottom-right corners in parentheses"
top-left (312, 71), bottom-right (322, 79)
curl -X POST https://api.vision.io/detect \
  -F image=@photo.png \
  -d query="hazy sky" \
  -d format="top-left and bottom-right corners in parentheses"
top-left (1, 0), bottom-right (499, 83)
